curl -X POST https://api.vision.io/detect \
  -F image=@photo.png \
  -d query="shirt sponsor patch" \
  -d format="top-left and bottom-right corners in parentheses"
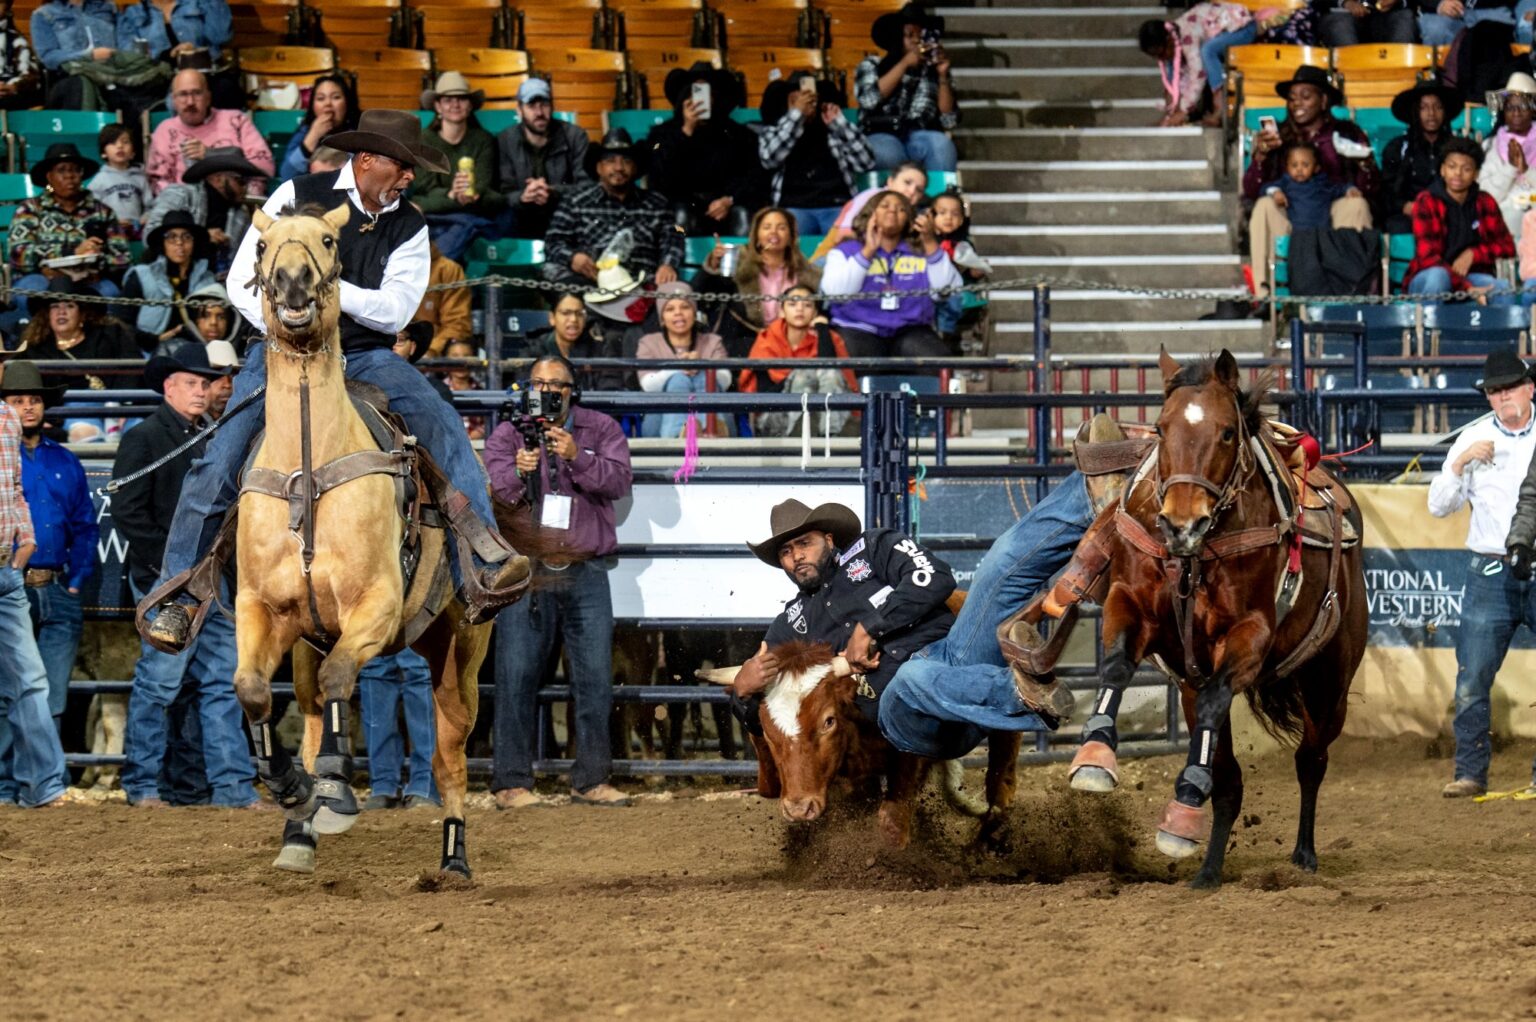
top-left (838, 537), bottom-right (866, 565)
top-left (869, 585), bottom-right (893, 608)
top-left (845, 558), bottom-right (872, 582)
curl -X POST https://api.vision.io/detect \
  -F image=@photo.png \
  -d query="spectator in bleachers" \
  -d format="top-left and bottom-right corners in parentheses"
top-left (1406, 136), bottom-right (1517, 304)
top-left (644, 62), bottom-right (765, 236)
top-left (1262, 143), bottom-right (1364, 229)
top-left (90, 123), bottom-right (153, 236)
top-left (308, 145), bottom-right (347, 174)
top-left (807, 161), bottom-right (929, 264)
top-left (0, 0), bottom-right (41, 110)
top-left (1382, 81), bottom-right (1461, 233)
top-left (694, 207), bottom-right (821, 358)
top-left (145, 69), bottom-right (273, 195)
top-left (737, 284), bottom-right (856, 438)
top-left (17, 279), bottom-right (138, 442)
top-left (1317, 0), bottom-right (1415, 45)
top-left (1521, 0), bottom-right (1536, 43)
top-left (115, 0), bottom-right (231, 66)
top-left (532, 293), bottom-right (626, 393)
top-left (278, 74), bottom-right (360, 184)
top-left (187, 281), bottom-right (242, 352)
top-left (1419, 0), bottom-right (1517, 47)
top-left (1139, 3), bottom-right (1255, 128)
top-left (143, 146), bottom-right (262, 271)
top-left (1243, 66), bottom-right (1377, 298)
top-left (1480, 73), bottom-right (1536, 248)
top-left (544, 128), bottom-right (684, 287)
top-left (121, 209), bottom-right (214, 357)
top-left (34, 0), bottom-right (176, 117)
top-left (857, 3), bottom-right (956, 172)
top-left (415, 71), bottom-right (509, 263)
top-left (30, 0), bottom-right (116, 80)
top-left (441, 338), bottom-right (485, 441)
top-left (931, 188), bottom-right (990, 340)
top-left (411, 240), bottom-right (472, 358)
top-left (823, 189), bottom-right (959, 359)
top-left (0, 361), bottom-right (93, 800)
top-left (497, 78), bottom-right (591, 242)
top-left (636, 280), bottom-right (730, 439)
top-left (760, 74), bottom-right (876, 238)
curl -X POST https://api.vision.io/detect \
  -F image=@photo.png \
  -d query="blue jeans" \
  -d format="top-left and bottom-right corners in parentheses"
top-left (492, 559), bottom-right (614, 792)
top-left (1452, 555), bottom-right (1536, 786)
top-left (1519, 0), bottom-right (1536, 44)
top-left (866, 130), bottom-right (958, 172)
top-left (157, 342), bottom-right (500, 590)
top-left (424, 209), bottom-right (513, 264)
top-left (122, 590), bottom-right (255, 806)
top-left (936, 292), bottom-right (964, 334)
top-left (784, 206), bottom-right (845, 237)
top-left (358, 649), bottom-right (438, 802)
top-left (1407, 267), bottom-right (1515, 306)
top-left (1201, 22), bottom-right (1257, 94)
top-left (0, 567), bottom-right (67, 806)
top-left (1420, 4), bottom-right (1514, 46)
top-left (0, 580), bottom-right (81, 795)
top-left (641, 371), bottom-right (708, 439)
top-left (880, 473), bottom-right (1095, 759)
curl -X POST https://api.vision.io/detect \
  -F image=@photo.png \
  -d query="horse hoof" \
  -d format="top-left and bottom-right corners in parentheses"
top-left (1156, 830), bottom-right (1203, 859)
top-left (441, 857), bottom-right (472, 879)
top-left (312, 805), bottom-right (359, 835)
top-left (272, 844), bottom-right (316, 874)
top-left (1070, 765), bottom-right (1118, 793)
top-left (280, 793), bottom-right (318, 822)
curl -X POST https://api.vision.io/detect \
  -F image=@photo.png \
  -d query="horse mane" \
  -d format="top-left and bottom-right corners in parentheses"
top-left (275, 202), bottom-right (335, 220)
top-left (1165, 356), bottom-right (1277, 436)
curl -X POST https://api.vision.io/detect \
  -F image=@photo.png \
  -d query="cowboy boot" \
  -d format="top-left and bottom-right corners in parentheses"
top-left (1079, 413), bottom-right (1130, 515)
top-left (462, 552), bottom-right (532, 625)
top-left (1011, 663), bottom-right (1077, 728)
top-left (145, 601), bottom-right (195, 653)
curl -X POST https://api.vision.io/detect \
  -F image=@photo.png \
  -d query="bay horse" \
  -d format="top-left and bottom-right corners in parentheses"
top-left (1061, 349), bottom-right (1365, 889)
top-left (232, 202), bottom-right (492, 877)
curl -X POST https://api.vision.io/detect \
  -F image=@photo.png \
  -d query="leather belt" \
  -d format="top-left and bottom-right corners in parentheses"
top-left (24, 567), bottom-right (57, 587)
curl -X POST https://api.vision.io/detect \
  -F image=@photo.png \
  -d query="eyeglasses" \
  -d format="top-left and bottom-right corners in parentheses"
top-left (529, 378), bottom-right (574, 390)
top-left (172, 89), bottom-right (209, 101)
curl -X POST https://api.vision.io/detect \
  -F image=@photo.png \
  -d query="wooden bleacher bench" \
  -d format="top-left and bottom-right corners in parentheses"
top-left (511, 0), bottom-right (612, 51)
top-left (404, 0), bottom-right (517, 50)
top-left (339, 48), bottom-right (433, 112)
top-left (527, 48), bottom-right (634, 136)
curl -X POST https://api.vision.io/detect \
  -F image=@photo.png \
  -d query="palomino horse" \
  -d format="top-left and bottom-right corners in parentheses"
top-left (1058, 349), bottom-right (1365, 889)
top-left (233, 202), bottom-right (491, 877)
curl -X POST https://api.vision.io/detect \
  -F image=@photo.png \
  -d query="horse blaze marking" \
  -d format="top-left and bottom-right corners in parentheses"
top-left (1184, 401), bottom-right (1205, 425)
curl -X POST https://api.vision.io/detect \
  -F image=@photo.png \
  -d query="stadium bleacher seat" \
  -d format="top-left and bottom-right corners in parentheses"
top-left (512, 0), bottom-right (612, 51)
top-left (736, 47), bottom-right (826, 102)
top-left (477, 108), bottom-right (576, 135)
top-left (605, 108), bottom-right (670, 138)
top-left (720, 0), bottom-right (820, 52)
top-left (1333, 44), bottom-right (1436, 109)
top-left (432, 47), bottom-right (531, 109)
top-left (1454, 106), bottom-right (1494, 139)
top-left (610, 0), bottom-right (715, 49)
top-left (1227, 44), bottom-right (1332, 123)
top-left (1423, 305), bottom-right (1528, 428)
top-left (340, 48), bottom-right (432, 113)
top-left (1384, 233), bottom-right (1414, 291)
top-left (1352, 106), bottom-right (1406, 156)
top-left (311, 0), bottom-right (408, 50)
top-left (229, 0), bottom-right (303, 47)
top-left (464, 237), bottom-right (549, 309)
top-left (405, 0), bottom-right (516, 50)
top-left (527, 48), bottom-right (634, 136)
top-left (5, 111), bottom-right (118, 173)
top-left (624, 47), bottom-right (726, 108)
top-left (251, 109), bottom-right (306, 154)
top-left (239, 46), bottom-right (337, 107)
top-left (1307, 303), bottom-right (1422, 430)
top-left (0, 172), bottom-right (39, 274)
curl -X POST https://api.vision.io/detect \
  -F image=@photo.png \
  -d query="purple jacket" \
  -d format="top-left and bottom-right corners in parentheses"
top-left (484, 404), bottom-right (633, 558)
top-left (822, 238), bottom-right (961, 337)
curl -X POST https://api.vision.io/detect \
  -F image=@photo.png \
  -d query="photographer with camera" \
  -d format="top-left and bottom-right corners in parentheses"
top-left (855, 3), bottom-right (956, 173)
top-left (483, 354), bottom-right (634, 810)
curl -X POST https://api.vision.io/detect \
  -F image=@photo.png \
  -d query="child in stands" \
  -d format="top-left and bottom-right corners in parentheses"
top-left (1262, 142), bottom-right (1362, 230)
top-left (88, 123), bottom-right (152, 237)
top-left (930, 188), bottom-right (990, 338)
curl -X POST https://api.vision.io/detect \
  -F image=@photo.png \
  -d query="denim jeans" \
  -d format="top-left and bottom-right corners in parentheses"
top-left (1451, 555), bottom-right (1536, 786)
top-left (0, 567), bottom-right (67, 806)
top-left (122, 591), bottom-right (255, 806)
top-left (157, 342), bottom-right (500, 590)
top-left (424, 210), bottom-right (509, 264)
top-left (880, 473), bottom-right (1095, 758)
top-left (492, 559), bottom-right (614, 792)
top-left (866, 130), bottom-right (958, 172)
top-left (1420, 5), bottom-right (1514, 46)
top-left (0, 580), bottom-right (82, 794)
top-left (1319, 7), bottom-right (1416, 45)
top-left (1407, 267), bottom-right (1516, 306)
top-left (1201, 22), bottom-right (1257, 95)
top-left (784, 206), bottom-right (845, 237)
top-left (641, 370), bottom-right (709, 439)
top-left (1519, 0), bottom-right (1536, 44)
top-left (358, 649), bottom-right (438, 801)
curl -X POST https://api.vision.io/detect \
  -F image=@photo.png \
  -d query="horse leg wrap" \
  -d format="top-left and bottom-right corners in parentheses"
top-left (311, 700), bottom-right (359, 835)
top-left (441, 817), bottom-right (470, 878)
top-left (1082, 695), bottom-right (1122, 748)
top-left (249, 719), bottom-right (316, 820)
top-left (1175, 727), bottom-right (1216, 807)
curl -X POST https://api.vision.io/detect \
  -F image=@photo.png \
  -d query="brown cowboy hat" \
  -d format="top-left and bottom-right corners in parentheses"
top-left (323, 109), bottom-right (451, 175)
top-left (748, 499), bottom-right (862, 566)
top-left (0, 360), bottom-right (67, 407)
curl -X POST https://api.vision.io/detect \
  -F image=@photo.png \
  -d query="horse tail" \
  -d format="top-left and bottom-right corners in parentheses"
top-left (1243, 675), bottom-right (1308, 745)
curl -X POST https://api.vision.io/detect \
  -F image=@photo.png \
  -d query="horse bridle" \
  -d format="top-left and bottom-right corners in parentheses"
top-left (1151, 385), bottom-right (1255, 530)
top-left (247, 235), bottom-right (343, 362)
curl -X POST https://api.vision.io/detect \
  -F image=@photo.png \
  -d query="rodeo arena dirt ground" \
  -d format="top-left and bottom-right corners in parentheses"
top-left (5, 726), bottom-right (1536, 1020)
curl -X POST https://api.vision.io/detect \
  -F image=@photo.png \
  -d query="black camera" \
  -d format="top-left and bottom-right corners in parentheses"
top-left (502, 384), bottom-right (566, 451)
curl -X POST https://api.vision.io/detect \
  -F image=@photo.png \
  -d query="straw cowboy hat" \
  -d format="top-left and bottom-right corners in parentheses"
top-left (144, 343), bottom-right (233, 395)
top-left (204, 339), bottom-right (241, 370)
top-left (420, 70), bottom-right (485, 111)
top-left (748, 499), bottom-right (863, 566)
top-left (1502, 71), bottom-right (1536, 97)
top-left (181, 146), bottom-right (268, 184)
top-left (583, 262), bottom-right (647, 323)
top-left (0, 360), bottom-right (67, 407)
top-left (1275, 65), bottom-right (1344, 109)
top-left (323, 109), bottom-right (452, 174)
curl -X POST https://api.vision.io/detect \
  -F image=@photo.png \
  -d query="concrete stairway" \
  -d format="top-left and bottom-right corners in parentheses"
top-left (935, 2), bottom-right (1263, 431)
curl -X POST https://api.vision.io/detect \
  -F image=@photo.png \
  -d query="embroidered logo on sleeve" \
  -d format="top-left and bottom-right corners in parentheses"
top-left (845, 558), bottom-right (872, 582)
top-left (838, 537), bottom-right (866, 565)
top-left (787, 599), bottom-right (808, 634)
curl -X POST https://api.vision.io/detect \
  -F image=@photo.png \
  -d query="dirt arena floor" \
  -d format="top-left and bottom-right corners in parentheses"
top-left (5, 735), bottom-right (1536, 1021)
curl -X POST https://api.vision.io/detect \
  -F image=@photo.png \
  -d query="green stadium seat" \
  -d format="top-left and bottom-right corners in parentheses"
top-left (6, 111), bottom-right (119, 171)
top-left (0, 173), bottom-right (38, 230)
top-left (605, 109), bottom-right (668, 139)
top-left (464, 236), bottom-right (544, 290)
top-left (252, 109), bottom-right (305, 152)
top-left (1351, 107), bottom-right (1406, 156)
top-left (476, 109), bottom-right (575, 135)
top-left (1386, 232), bottom-right (1414, 290)
top-left (853, 169), bottom-right (958, 196)
top-left (149, 109), bottom-right (175, 131)
top-left (1454, 106), bottom-right (1493, 138)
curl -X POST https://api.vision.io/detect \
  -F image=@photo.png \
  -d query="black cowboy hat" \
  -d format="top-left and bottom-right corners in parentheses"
top-left (25, 276), bottom-right (97, 315)
top-left (0, 360), bottom-right (67, 407)
top-left (662, 61), bottom-right (744, 117)
top-left (747, 499), bottom-right (863, 567)
top-left (1275, 65), bottom-right (1344, 109)
top-left (182, 146), bottom-right (268, 185)
top-left (1391, 79), bottom-right (1464, 129)
top-left (29, 142), bottom-right (100, 188)
top-left (584, 128), bottom-right (646, 177)
top-left (145, 209), bottom-right (211, 259)
top-left (1475, 350), bottom-right (1535, 392)
top-left (324, 109), bottom-right (452, 175)
top-left (144, 343), bottom-right (232, 395)
top-left (871, 2), bottom-right (944, 52)
top-left (400, 319), bottom-right (434, 364)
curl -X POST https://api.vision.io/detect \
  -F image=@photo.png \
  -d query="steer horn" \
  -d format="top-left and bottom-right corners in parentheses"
top-left (695, 656), bottom-right (856, 685)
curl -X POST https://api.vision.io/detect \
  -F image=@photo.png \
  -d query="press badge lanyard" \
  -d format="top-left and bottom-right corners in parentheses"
top-left (876, 248), bottom-right (899, 311)
top-left (539, 434), bottom-right (573, 531)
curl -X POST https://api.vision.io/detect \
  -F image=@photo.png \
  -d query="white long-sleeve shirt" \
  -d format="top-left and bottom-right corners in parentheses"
top-left (228, 159), bottom-right (430, 338)
top-left (1427, 412), bottom-right (1536, 556)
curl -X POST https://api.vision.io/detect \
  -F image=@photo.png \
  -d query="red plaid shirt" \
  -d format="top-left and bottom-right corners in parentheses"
top-left (1404, 187), bottom-right (1515, 292)
top-left (0, 401), bottom-right (34, 553)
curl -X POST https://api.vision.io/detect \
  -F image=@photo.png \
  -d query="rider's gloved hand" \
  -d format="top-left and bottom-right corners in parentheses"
top-left (1509, 544), bottom-right (1534, 582)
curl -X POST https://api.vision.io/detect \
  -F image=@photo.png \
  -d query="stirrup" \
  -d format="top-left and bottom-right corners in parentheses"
top-left (460, 553), bottom-right (532, 625)
top-left (145, 603), bottom-right (194, 653)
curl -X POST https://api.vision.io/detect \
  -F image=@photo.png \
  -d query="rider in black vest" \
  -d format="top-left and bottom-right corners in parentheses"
top-left (145, 110), bottom-right (529, 651)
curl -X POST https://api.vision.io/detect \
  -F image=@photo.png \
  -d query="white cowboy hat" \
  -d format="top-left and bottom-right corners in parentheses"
top-left (583, 263), bottom-right (648, 323)
top-left (204, 339), bottom-right (241, 369)
top-left (421, 71), bottom-right (485, 110)
top-left (1503, 72), bottom-right (1536, 96)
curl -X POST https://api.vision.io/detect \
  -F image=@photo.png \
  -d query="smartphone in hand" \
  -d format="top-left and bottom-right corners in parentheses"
top-left (691, 80), bottom-right (712, 120)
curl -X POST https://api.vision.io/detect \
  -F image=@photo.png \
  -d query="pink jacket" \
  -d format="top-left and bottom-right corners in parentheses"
top-left (145, 108), bottom-right (275, 194)
top-left (1520, 209), bottom-right (1536, 282)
